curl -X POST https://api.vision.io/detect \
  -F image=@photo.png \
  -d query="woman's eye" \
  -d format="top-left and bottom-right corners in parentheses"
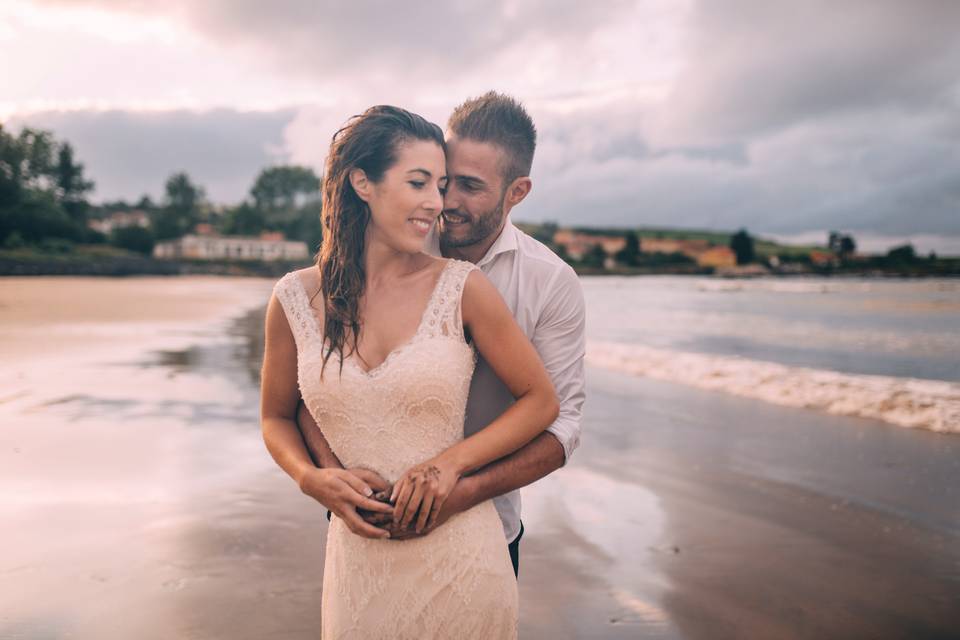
top-left (409, 181), bottom-right (425, 189)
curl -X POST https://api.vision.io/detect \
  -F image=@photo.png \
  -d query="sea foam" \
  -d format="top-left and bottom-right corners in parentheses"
top-left (587, 341), bottom-right (960, 434)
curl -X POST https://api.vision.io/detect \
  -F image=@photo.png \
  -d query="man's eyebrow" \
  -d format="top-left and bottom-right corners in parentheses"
top-left (454, 174), bottom-right (486, 187)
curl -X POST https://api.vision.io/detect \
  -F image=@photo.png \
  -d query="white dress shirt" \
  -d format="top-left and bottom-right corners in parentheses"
top-left (427, 219), bottom-right (587, 543)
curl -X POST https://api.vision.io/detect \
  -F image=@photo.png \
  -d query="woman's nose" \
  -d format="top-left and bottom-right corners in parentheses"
top-left (424, 191), bottom-right (442, 213)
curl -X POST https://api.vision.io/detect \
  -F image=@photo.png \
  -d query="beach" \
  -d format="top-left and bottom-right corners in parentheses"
top-left (1, 275), bottom-right (958, 639)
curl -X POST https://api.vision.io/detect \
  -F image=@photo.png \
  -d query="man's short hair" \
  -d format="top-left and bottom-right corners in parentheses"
top-left (447, 91), bottom-right (537, 185)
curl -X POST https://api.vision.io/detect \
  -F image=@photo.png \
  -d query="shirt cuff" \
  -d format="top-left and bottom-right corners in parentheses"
top-left (545, 421), bottom-right (580, 466)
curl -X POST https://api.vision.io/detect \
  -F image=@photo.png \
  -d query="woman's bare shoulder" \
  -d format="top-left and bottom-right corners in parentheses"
top-left (461, 266), bottom-right (503, 322)
top-left (291, 265), bottom-right (319, 284)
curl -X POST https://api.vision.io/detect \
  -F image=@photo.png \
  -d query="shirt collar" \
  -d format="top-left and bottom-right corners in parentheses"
top-left (424, 216), bottom-right (519, 267)
top-left (476, 217), bottom-right (519, 268)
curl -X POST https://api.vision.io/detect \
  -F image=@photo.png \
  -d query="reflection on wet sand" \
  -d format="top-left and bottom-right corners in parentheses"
top-left (575, 368), bottom-right (960, 640)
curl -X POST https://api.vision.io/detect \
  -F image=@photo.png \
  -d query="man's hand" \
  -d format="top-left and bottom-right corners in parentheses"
top-left (298, 466), bottom-right (393, 539)
top-left (362, 475), bottom-right (479, 540)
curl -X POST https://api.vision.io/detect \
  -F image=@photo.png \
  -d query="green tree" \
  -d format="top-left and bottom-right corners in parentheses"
top-left (135, 194), bottom-right (155, 211)
top-left (582, 243), bottom-right (607, 268)
top-left (0, 125), bottom-right (90, 244)
top-left (829, 230), bottom-right (856, 258)
top-left (252, 166), bottom-right (320, 209)
top-left (840, 235), bottom-right (856, 255)
top-left (729, 228), bottom-right (755, 265)
top-left (2, 230), bottom-right (25, 249)
top-left (154, 172), bottom-right (205, 240)
top-left (251, 165), bottom-right (320, 227)
top-left (615, 231), bottom-right (640, 266)
top-left (886, 244), bottom-right (916, 262)
top-left (165, 172), bottom-right (203, 215)
top-left (285, 200), bottom-right (323, 254)
top-left (53, 143), bottom-right (95, 238)
top-left (3, 191), bottom-right (76, 243)
top-left (110, 225), bottom-right (155, 255)
top-left (222, 202), bottom-right (267, 236)
top-left (0, 126), bottom-right (55, 203)
top-left (16, 128), bottom-right (57, 190)
top-left (55, 143), bottom-right (94, 202)
top-left (530, 221), bottom-right (558, 246)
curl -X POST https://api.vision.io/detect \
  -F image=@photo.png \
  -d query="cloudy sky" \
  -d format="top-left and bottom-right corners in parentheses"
top-left (3, 0), bottom-right (959, 239)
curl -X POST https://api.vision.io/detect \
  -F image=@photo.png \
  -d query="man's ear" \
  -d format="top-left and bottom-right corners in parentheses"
top-left (349, 168), bottom-right (372, 202)
top-left (504, 176), bottom-right (532, 207)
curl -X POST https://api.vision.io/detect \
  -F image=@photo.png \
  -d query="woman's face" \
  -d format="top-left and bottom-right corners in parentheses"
top-left (363, 139), bottom-right (447, 255)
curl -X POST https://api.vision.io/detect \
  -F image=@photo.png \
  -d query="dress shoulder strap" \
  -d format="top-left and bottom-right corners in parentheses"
top-left (273, 271), bottom-right (323, 352)
top-left (421, 259), bottom-right (478, 342)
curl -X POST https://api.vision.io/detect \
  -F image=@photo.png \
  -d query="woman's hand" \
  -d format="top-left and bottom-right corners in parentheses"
top-left (390, 457), bottom-right (460, 533)
top-left (351, 468), bottom-right (394, 527)
top-left (298, 466), bottom-right (394, 539)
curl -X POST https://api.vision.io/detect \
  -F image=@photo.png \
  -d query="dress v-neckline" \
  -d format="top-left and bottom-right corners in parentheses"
top-left (296, 259), bottom-right (454, 378)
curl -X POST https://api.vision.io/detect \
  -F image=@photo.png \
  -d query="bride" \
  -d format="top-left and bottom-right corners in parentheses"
top-left (260, 105), bottom-right (559, 638)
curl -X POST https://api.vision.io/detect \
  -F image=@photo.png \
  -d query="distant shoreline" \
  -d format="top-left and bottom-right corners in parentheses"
top-left (2, 249), bottom-right (958, 278)
top-left (574, 263), bottom-right (960, 278)
top-left (0, 250), bottom-right (311, 277)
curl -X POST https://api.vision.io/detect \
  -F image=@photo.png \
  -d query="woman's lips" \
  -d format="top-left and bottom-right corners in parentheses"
top-left (409, 218), bottom-right (432, 235)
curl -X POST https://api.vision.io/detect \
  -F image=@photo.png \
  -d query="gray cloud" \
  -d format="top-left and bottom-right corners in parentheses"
top-left (7, 108), bottom-right (295, 202)
top-left (524, 96), bottom-right (960, 235)
top-left (518, 0), bottom-right (960, 235)
top-left (10, 0), bottom-right (960, 239)
top-left (36, 0), bottom-right (637, 84)
top-left (660, 0), bottom-right (960, 142)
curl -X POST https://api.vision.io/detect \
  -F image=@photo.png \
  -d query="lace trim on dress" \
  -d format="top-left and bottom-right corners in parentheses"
top-left (275, 260), bottom-right (477, 377)
top-left (421, 258), bottom-right (476, 343)
top-left (272, 270), bottom-right (323, 353)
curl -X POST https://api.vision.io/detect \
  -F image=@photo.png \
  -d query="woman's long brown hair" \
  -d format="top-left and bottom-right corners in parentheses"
top-left (317, 105), bottom-right (444, 377)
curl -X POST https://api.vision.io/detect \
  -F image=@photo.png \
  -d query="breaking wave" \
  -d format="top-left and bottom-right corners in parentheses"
top-left (587, 340), bottom-right (960, 434)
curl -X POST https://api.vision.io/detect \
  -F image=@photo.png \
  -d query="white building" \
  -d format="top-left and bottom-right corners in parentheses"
top-left (154, 232), bottom-right (310, 262)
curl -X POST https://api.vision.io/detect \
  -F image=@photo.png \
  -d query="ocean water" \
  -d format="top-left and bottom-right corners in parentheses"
top-left (582, 276), bottom-right (960, 433)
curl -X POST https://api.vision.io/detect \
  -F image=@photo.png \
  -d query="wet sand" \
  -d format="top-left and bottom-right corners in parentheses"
top-left (1, 276), bottom-right (958, 639)
top-left (521, 368), bottom-right (959, 639)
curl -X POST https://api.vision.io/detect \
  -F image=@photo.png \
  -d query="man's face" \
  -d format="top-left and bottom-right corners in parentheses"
top-left (438, 135), bottom-right (508, 249)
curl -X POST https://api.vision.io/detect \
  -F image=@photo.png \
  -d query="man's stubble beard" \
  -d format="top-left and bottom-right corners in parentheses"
top-left (439, 195), bottom-right (506, 250)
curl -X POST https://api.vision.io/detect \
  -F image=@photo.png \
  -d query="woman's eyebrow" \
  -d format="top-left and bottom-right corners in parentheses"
top-left (406, 168), bottom-right (432, 177)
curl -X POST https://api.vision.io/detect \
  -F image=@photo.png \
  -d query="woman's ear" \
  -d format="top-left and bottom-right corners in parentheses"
top-left (349, 168), bottom-right (372, 202)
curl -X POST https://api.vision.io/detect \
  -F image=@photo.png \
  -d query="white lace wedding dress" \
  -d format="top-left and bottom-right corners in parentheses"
top-left (272, 259), bottom-right (518, 639)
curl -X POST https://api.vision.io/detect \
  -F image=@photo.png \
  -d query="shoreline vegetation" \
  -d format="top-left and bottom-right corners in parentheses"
top-left (3, 225), bottom-right (958, 278)
top-left (2, 123), bottom-right (957, 278)
top-left (0, 245), bottom-right (306, 277)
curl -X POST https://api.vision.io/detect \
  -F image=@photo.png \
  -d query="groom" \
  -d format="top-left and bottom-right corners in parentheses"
top-left (297, 92), bottom-right (586, 578)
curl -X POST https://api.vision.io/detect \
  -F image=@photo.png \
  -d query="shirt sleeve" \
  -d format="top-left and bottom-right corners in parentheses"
top-left (533, 264), bottom-right (586, 465)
